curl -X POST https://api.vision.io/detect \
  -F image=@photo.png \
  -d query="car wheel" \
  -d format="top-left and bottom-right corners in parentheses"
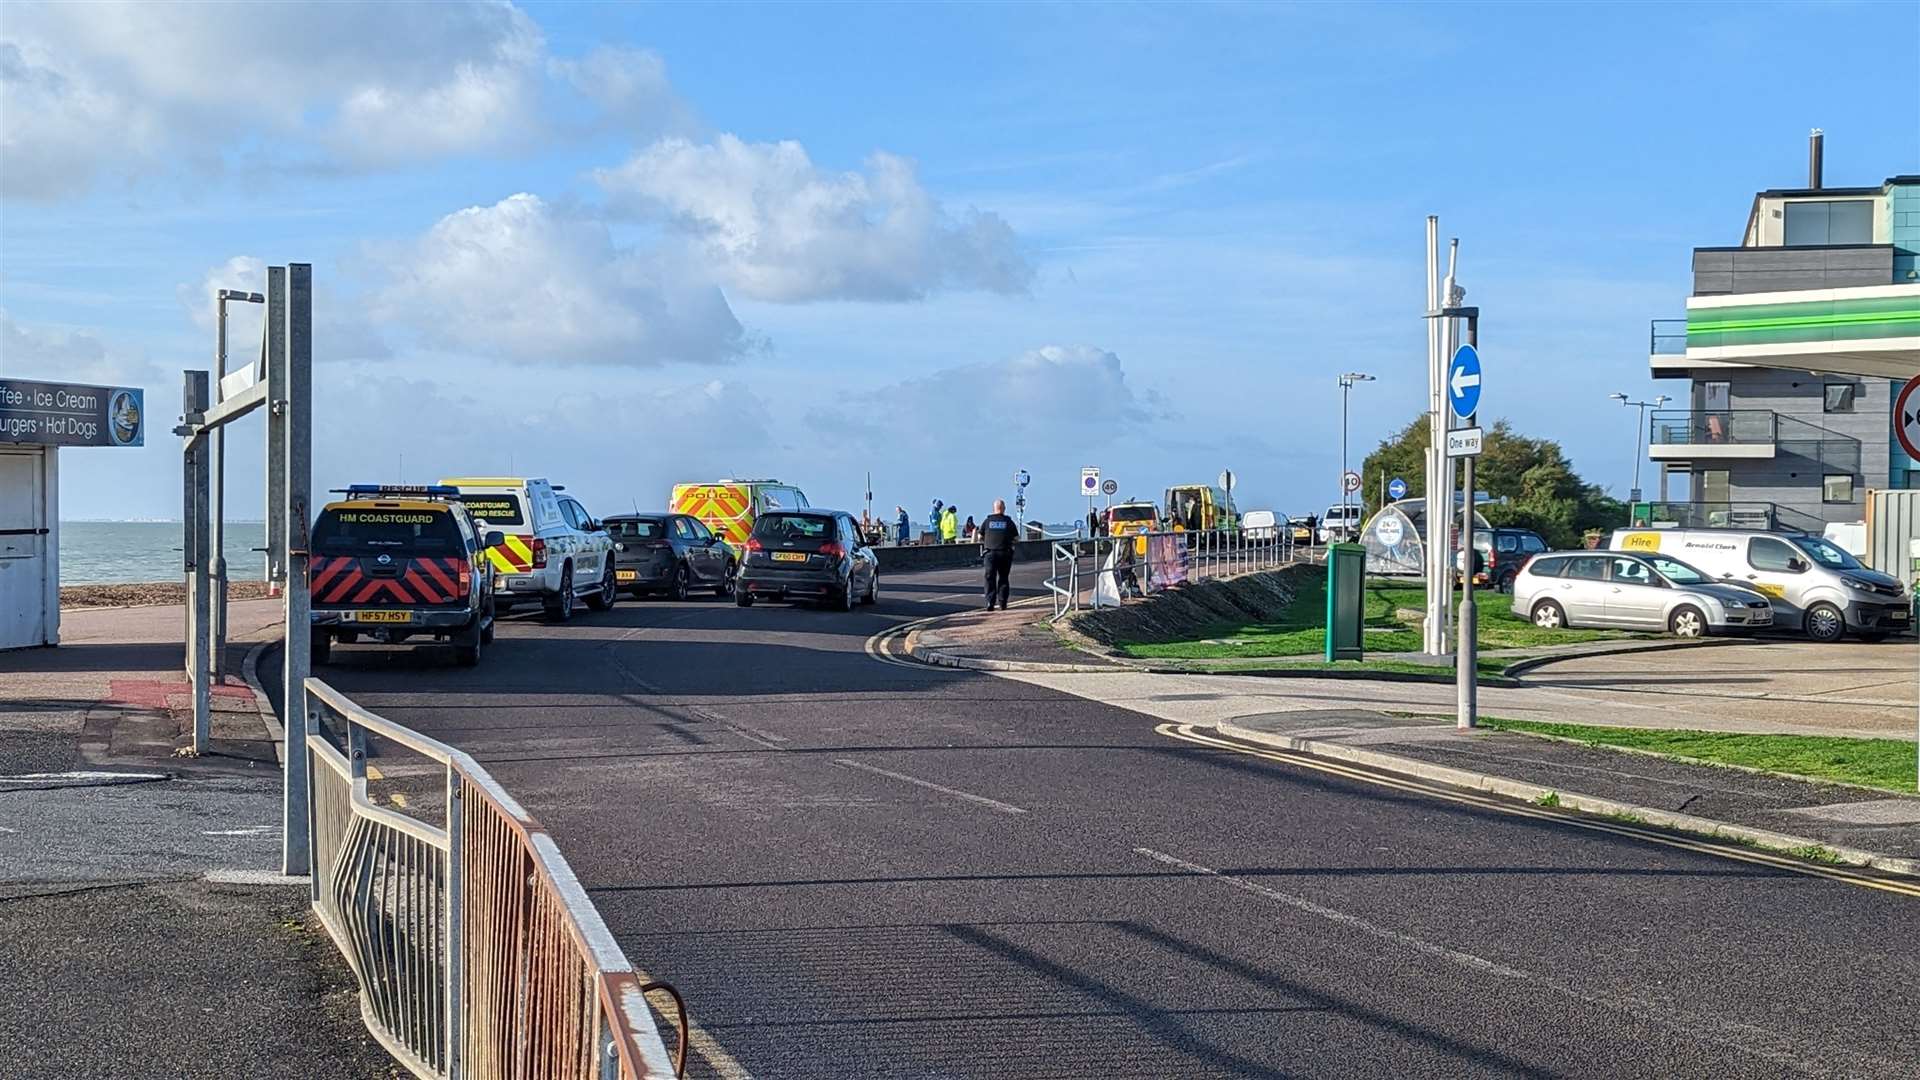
top-left (310, 629), bottom-right (332, 665)
top-left (480, 599), bottom-right (496, 644)
top-left (453, 616), bottom-right (483, 667)
top-left (1668, 605), bottom-right (1706, 639)
top-left (715, 560), bottom-right (736, 597)
top-left (735, 590), bottom-right (754, 608)
top-left (1803, 602), bottom-right (1845, 643)
top-left (670, 563), bottom-right (691, 602)
top-left (544, 566), bottom-right (575, 622)
top-left (1497, 573), bottom-right (1517, 595)
top-left (864, 570), bottom-right (878, 605)
top-left (840, 579), bottom-right (857, 612)
top-left (1531, 599), bottom-right (1566, 630)
top-left (586, 561), bottom-right (616, 611)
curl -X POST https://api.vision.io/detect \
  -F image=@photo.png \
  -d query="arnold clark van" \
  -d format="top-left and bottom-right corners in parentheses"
top-left (1608, 527), bottom-right (1910, 643)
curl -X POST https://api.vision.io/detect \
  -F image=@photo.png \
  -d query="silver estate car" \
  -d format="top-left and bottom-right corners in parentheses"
top-left (1511, 551), bottom-right (1774, 638)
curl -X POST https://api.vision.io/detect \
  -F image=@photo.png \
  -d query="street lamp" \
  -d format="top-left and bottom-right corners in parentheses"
top-left (1338, 372), bottom-right (1376, 534)
top-left (1609, 392), bottom-right (1670, 503)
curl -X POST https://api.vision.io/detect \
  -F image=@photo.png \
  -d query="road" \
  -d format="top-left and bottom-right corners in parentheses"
top-left (283, 562), bottom-right (1920, 1079)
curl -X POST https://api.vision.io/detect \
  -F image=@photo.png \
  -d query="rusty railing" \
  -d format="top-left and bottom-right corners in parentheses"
top-left (304, 677), bottom-right (685, 1079)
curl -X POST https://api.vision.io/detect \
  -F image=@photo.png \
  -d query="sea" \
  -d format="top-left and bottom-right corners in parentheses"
top-left (60, 521), bottom-right (269, 585)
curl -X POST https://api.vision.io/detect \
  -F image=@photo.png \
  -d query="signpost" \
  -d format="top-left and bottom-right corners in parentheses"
top-left (1388, 477), bottom-right (1408, 500)
top-left (1218, 469), bottom-right (1235, 493)
top-left (1101, 479), bottom-right (1118, 497)
top-left (1014, 469), bottom-right (1030, 522)
top-left (1445, 427), bottom-right (1484, 457)
top-left (1447, 343), bottom-right (1483, 731)
top-left (0, 379), bottom-right (145, 447)
top-left (1900, 375), bottom-right (1920, 792)
top-left (1082, 466), bottom-right (1101, 531)
top-left (1341, 470), bottom-right (1361, 494)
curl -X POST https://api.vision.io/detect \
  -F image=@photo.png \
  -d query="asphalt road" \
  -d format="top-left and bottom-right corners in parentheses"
top-left (285, 562), bottom-right (1920, 1079)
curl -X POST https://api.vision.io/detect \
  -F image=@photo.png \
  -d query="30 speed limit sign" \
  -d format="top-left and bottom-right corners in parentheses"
top-left (1897, 375), bottom-right (1920, 461)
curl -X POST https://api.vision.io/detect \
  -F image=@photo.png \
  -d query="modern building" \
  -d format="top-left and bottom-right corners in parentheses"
top-left (1644, 131), bottom-right (1920, 532)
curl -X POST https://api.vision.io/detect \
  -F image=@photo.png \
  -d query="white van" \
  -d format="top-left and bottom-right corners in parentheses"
top-left (1608, 527), bottom-right (1910, 642)
top-left (1319, 504), bottom-right (1362, 544)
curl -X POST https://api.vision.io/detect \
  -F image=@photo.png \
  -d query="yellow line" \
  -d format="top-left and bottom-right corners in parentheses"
top-left (1156, 723), bottom-right (1920, 899)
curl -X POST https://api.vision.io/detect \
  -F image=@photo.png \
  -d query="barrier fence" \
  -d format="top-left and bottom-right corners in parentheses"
top-left (305, 678), bottom-right (685, 1080)
top-left (1046, 527), bottom-right (1299, 618)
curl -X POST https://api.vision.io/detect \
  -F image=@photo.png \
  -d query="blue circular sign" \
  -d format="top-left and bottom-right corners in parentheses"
top-left (1448, 344), bottom-right (1482, 419)
top-left (1387, 477), bottom-right (1408, 500)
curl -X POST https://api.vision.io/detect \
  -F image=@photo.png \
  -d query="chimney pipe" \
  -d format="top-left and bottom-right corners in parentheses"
top-left (1809, 128), bottom-right (1823, 190)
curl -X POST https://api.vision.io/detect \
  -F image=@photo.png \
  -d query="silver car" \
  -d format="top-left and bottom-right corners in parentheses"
top-left (1510, 551), bottom-right (1774, 638)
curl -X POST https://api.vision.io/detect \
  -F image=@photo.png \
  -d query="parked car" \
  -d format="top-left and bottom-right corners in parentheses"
top-left (439, 476), bottom-right (616, 621)
top-left (1608, 527), bottom-right (1909, 642)
top-left (1454, 527), bottom-right (1549, 592)
top-left (1241, 509), bottom-right (1278, 540)
top-left (1318, 504), bottom-right (1361, 544)
top-left (1287, 517), bottom-right (1315, 545)
top-left (1511, 550), bottom-right (1774, 638)
top-left (736, 509), bottom-right (879, 610)
top-left (603, 513), bottom-right (735, 600)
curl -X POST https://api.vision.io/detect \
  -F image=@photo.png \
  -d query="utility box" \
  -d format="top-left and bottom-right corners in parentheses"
top-left (1324, 543), bottom-right (1366, 661)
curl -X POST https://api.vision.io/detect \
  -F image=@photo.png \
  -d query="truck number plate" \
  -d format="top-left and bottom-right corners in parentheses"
top-left (353, 610), bottom-right (412, 624)
top-left (772, 552), bottom-right (808, 562)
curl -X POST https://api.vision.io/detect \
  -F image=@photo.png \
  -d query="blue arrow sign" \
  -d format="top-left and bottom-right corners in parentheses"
top-left (1387, 477), bottom-right (1408, 500)
top-left (1448, 344), bottom-right (1482, 420)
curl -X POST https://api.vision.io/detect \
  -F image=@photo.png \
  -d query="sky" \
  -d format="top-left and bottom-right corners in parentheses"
top-left (3, 1), bottom-right (1916, 523)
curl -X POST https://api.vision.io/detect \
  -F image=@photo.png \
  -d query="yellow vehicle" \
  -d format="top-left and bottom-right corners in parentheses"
top-left (669, 478), bottom-right (810, 549)
top-left (1105, 500), bottom-right (1160, 554)
top-left (1163, 484), bottom-right (1235, 532)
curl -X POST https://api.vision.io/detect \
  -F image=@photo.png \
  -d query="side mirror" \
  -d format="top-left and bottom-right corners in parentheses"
top-left (484, 530), bottom-right (506, 549)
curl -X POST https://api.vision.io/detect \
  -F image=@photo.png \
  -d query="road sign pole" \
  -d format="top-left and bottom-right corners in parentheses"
top-left (1899, 376), bottom-right (1920, 792)
top-left (1456, 315), bottom-right (1480, 731)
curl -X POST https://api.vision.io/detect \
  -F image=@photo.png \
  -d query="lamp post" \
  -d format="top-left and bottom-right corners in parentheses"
top-left (1609, 392), bottom-right (1670, 503)
top-left (1338, 372), bottom-right (1376, 535)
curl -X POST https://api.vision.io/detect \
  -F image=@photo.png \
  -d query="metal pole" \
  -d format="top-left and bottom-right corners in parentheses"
top-left (1631, 403), bottom-right (1647, 496)
top-left (282, 264), bottom-right (314, 875)
top-left (1457, 314), bottom-right (1480, 730)
top-left (1423, 217), bottom-right (1447, 655)
top-left (186, 370), bottom-right (212, 753)
top-left (1340, 380), bottom-right (1350, 528)
top-left (211, 296), bottom-right (229, 684)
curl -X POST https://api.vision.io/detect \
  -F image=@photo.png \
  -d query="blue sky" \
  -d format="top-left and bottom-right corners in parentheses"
top-left (4, 1), bottom-right (1915, 522)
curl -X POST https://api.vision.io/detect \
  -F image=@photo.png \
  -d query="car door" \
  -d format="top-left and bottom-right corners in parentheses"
top-left (1605, 555), bottom-right (1667, 628)
top-left (1743, 536), bottom-right (1809, 628)
top-left (1555, 555), bottom-right (1611, 624)
top-left (562, 499), bottom-right (602, 584)
top-left (688, 517), bottom-right (726, 578)
top-left (840, 515), bottom-right (868, 589)
top-left (672, 516), bottom-right (708, 581)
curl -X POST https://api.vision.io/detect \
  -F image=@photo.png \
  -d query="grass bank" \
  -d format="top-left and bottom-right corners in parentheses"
top-left (1117, 578), bottom-right (1640, 660)
top-left (1482, 717), bottom-right (1918, 792)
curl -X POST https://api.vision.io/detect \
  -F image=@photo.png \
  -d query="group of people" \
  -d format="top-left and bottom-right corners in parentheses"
top-left (890, 500), bottom-right (987, 545)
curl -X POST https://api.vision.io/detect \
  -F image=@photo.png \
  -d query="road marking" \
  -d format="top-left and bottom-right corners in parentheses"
top-left (0, 770), bottom-right (168, 783)
top-left (203, 868), bottom-right (306, 886)
top-left (202, 825), bottom-right (279, 837)
top-left (1135, 845), bottom-right (1838, 1074)
top-left (833, 758), bottom-right (1028, 815)
top-left (1157, 723), bottom-right (1920, 899)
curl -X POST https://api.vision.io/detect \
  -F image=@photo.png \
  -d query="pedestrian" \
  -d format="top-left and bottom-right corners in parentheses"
top-left (980, 498), bottom-right (1017, 609)
top-left (1087, 509), bottom-right (1100, 537)
top-left (894, 506), bottom-right (910, 545)
top-left (963, 514), bottom-right (978, 541)
top-left (941, 503), bottom-right (958, 543)
top-left (928, 499), bottom-right (944, 543)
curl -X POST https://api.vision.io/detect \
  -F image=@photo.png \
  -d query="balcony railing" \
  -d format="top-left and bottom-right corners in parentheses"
top-left (1648, 409), bottom-right (1862, 475)
top-left (1649, 318), bottom-right (1687, 356)
top-left (1628, 501), bottom-right (1825, 533)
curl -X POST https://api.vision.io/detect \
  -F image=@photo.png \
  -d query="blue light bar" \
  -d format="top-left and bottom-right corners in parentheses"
top-left (342, 484), bottom-right (461, 498)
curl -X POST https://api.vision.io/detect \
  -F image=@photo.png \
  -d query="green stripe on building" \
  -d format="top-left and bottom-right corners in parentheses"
top-left (1688, 293), bottom-right (1920, 348)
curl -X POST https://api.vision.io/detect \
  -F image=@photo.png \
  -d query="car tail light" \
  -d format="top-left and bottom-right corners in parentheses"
top-left (744, 537), bottom-right (763, 552)
top-left (819, 541), bottom-right (845, 559)
top-left (457, 564), bottom-right (472, 592)
top-left (530, 537), bottom-right (548, 568)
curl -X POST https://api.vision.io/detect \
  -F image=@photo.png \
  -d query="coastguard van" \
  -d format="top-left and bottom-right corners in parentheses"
top-left (1608, 527), bottom-right (1910, 642)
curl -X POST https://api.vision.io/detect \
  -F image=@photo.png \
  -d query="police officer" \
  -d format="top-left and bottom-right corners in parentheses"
top-left (979, 498), bottom-right (1018, 610)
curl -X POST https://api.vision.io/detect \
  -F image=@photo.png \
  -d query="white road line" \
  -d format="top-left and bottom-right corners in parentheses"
top-left (1134, 846), bottom-right (1837, 1075)
top-left (0, 770), bottom-right (168, 782)
top-left (202, 826), bottom-right (279, 837)
top-left (834, 759), bottom-right (1028, 815)
top-left (203, 868), bottom-right (306, 886)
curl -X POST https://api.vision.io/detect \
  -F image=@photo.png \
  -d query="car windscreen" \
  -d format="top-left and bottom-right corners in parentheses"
top-left (1790, 536), bottom-right (1863, 570)
top-left (1646, 555), bottom-right (1710, 585)
top-left (313, 508), bottom-right (464, 555)
top-left (610, 518), bottom-right (666, 540)
top-left (453, 492), bottom-right (526, 528)
top-left (753, 513), bottom-right (835, 543)
top-left (1110, 506), bottom-right (1157, 523)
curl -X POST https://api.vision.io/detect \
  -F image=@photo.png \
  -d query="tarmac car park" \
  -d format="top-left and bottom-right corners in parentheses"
top-left (604, 512), bottom-right (736, 600)
top-left (440, 476), bottom-right (617, 622)
top-left (735, 509), bottom-right (879, 610)
top-left (307, 485), bottom-right (502, 666)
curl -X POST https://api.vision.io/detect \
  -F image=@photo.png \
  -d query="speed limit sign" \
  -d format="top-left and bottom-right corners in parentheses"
top-left (1101, 479), bottom-right (1118, 496)
top-left (1341, 471), bottom-right (1361, 494)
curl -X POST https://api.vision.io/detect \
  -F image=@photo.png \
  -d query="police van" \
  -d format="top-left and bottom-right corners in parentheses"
top-left (440, 476), bottom-right (617, 621)
top-left (309, 485), bottom-right (501, 666)
top-left (670, 479), bottom-right (810, 551)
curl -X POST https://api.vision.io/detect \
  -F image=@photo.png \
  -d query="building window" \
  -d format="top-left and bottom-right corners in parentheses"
top-left (1823, 383), bottom-right (1856, 412)
top-left (1700, 469), bottom-right (1730, 504)
top-left (1783, 200), bottom-right (1874, 246)
top-left (1823, 475), bottom-right (1855, 503)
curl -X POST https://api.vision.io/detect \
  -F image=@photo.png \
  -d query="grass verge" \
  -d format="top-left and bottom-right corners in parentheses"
top-left (1164, 656), bottom-right (1515, 681)
top-left (1480, 717), bottom-right (1919, 792)
top-left (1117, 578), bottom-right (1641, 659)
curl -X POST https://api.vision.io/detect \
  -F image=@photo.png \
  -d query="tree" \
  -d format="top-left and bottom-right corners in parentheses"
top-left (1359, 413), bottom-right (1623, 549)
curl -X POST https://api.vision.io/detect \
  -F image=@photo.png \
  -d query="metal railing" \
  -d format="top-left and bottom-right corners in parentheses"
top-left (1649, 317), bottom-right (1687, 356)
top-left (1649, 409), bottom-right (1861, 475)
top-left (305, 678), bottom-right (684, 1080)
top-left (1046, 527), bottom-right (1299, 618)
top-left (1628, 500), bottom-right (1825, 534)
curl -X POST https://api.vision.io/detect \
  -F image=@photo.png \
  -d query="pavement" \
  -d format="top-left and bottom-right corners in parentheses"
top-left (0, 600), bottom-right (395, 1079)
top-left (278, 559), bottom-right (1920, 1079)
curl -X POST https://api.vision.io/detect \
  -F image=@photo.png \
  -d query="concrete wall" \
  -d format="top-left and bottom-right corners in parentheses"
top-left (1691, 245), bottom-right (1893, 295)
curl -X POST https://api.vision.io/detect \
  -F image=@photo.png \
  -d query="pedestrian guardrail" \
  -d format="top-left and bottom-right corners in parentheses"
top-left (304, 678), bottom-right (685, 1080)
top-left (1046, 527), bottom-right (1297, 618)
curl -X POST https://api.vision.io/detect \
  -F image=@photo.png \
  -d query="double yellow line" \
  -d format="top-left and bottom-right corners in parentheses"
top-left (1157, 723), bottom-right (1920, 899)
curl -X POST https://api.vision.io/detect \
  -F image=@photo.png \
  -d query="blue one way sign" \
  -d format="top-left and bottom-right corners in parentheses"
top-left (1387, 477), bottom-right (1408, 500)
top-left (1448, 344), bottom-right (1482, 419)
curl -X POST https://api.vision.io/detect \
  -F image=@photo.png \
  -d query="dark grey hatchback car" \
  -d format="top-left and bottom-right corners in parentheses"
top-left (736, 509), bottom-right (878, 610)
top-left (603, 513), bottom-right (736, 600)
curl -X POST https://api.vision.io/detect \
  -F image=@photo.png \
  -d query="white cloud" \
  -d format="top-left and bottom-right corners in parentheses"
top-left (373, 194), bottom-right (746, 366)
top-left (0, 311), bottom-right (169, 390)
top-left (596, 134), bottom-right (1032, 302)
top-left (549, 46), bottom-right (690, 134)
top-left (0, 1), bottom-right (554, 197)
top-left (177, 256), bottom-right (390, 365)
